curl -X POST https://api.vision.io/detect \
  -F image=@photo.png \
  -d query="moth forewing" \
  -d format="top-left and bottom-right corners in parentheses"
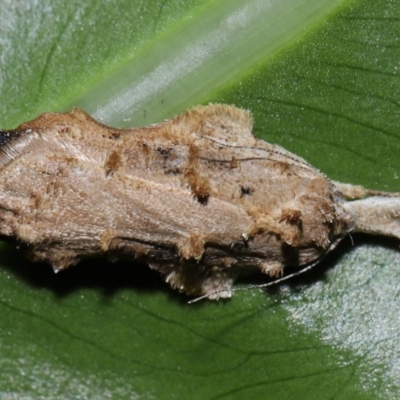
top-left (0, 104), bottom-right (399, 299)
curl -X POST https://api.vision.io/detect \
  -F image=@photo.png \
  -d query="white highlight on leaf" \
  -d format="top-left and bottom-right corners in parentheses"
top-left (0, 358), bottom-right (140, 400)
top-left (92, 0), bottom-right (274, 121)
top-left (283, 244), bottom-right (400, 399)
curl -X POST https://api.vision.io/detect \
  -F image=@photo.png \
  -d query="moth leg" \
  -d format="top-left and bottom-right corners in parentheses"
top-left (30, 248), bottom-right (79, 273)
top-left (260, 261), bottom-right (284, 278)
top-left (151, 263), bottom-right (237, 299)
top-left (194, 267), bottom-right (235, 300)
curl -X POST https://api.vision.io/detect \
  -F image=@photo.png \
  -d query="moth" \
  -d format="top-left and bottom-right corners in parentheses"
top-left (0, 104), bottom-right (399, 300)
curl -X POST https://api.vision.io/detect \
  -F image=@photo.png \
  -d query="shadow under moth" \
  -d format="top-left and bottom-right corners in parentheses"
top-left (0, 104), bottom-right (399, 301)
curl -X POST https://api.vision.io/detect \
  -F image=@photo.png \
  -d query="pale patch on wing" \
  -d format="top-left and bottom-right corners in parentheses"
top-left (178, 104), bottom-right (255, 145)
top-left (180, 104), bottom-right (321, 175)
top-left (0, 131), bottom-right (98, 169)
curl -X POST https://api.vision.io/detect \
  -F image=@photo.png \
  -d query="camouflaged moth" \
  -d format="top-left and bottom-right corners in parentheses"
top-left (0, 104), bottom-right (399, 300)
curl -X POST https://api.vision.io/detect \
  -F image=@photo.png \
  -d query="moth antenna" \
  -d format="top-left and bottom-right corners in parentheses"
top-left (188, 259), bottom-right (322, 304)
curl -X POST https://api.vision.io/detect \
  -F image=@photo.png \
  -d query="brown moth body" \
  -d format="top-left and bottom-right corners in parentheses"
top-left (0, 104), bottom-right (399, 299)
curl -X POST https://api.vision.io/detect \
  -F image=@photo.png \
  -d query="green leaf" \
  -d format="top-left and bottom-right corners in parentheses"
top-left (1, 0), bottom-right (399, 398)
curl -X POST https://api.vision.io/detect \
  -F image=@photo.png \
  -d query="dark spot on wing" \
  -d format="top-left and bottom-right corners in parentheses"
top-left (157, 147), bottom-right (172, 157)
top-left (240, 186), bottom-right (253, 196)
top-left (230, 241), bottom-right (247, 251)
